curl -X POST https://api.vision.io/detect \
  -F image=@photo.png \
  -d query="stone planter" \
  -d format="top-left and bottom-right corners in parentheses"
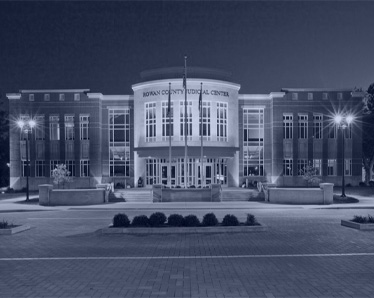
top-left (0, 224), bottom-right (31, 235)
top-left (341, 220), bottom-right (374, 231)
top-left (98, 225), bottom-right (267, 234)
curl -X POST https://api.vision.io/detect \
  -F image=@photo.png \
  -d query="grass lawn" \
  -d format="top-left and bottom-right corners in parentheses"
top-left (333, 186), bottom-right (374, 198)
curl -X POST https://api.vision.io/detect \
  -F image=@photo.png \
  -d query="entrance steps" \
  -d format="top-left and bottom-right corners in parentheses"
top-left (112, 189), bottom-right (152, 203)
top-left (221, 188), bottom-right (262, 201)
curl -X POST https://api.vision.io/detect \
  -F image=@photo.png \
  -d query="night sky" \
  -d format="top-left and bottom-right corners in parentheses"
top-left (1, 1), bottom-right (373, 108)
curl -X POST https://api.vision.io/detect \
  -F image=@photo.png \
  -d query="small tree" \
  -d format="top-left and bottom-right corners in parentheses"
top-left (52, 164), bottom-right (72, 189)
top-left (300, 161), bottom-right (321, 187)
top-left (362, 83), bottom-right (374, 184)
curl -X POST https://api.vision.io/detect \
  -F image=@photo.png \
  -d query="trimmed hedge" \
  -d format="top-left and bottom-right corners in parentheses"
top-left (167, 214), bottom-right (184, 227)
top-left (222, 214), bottom-right (239, 226)
top-left (131, 215), bottom-right (150, 227)
top-left (202, 213), bottom-right (218, 226)
top-left (112, 213), bottom-right (130, 227)
top-left (183, 215), bottom-right (200, 227)
top-left (245, 214), bottom-right (260, 226)
top-left (149, 212), bottom-right (167, 226)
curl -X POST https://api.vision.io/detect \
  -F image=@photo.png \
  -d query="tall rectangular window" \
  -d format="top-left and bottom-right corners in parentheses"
top-left (44, 94), bottom-right (50, 101)
top-left (345, 159), bottom-right (352, 176)
top-left (49, 116), bottom-right (60, 140)
top-left (65, 115), bottom-right (75, 140)
top-left (145, 102), bottom-right (156, 142)
top-left (217, 102), bottom-right (227, 142)
top-left (346, 125), bottom-right (352, 139)
top-left (328, 125), bottom-right (337, 139)
top-left (283, 114), bottom-right (293, 139)
top-left (80, 115), bottom-right (89, 140)
top-left (80, 160), bottom-right (90, 177)
top-left (298, 114), bottom-right (308, 139)
top-left (308, 93), bottom-right (313, 100)
top-left (328, 159), bottom-right (336, 176)
top-left (65, 160), bottom-right (75, 177)
top-left (35, 160), bottom-right (45, 177)
top-left (297, 159), bottom-right (308, 176)
top-left (313, 114), bottom-right (323, 139)
top-left (200, 102), bottom-right (211, 141)
top-left (29, 94), bottom-right (34, 101)
top-left (243, 109), bottom-right (264, 176)
top-left (337, 92), bottom-right (343, 100)
top-left (162, 102), bottom-right (173, 141)
top-left (180, 101), bottom-right (192, 141)
top-left (322, 92), bottom-right (328, 100)
top-left (35, 115), bottom-right (45, 140)
top-left (109, 109), bottom-right (130, 177)
top-left (283, 159), bottom-right (293, 176)
top-left (59, 94), bottom-right (65, 101)
top-left (292, 93), bottom-right (298, 100)
top-left (313, 159), bottom-right (322, 176)
top-left (74, 93), bottom-right (80, 101)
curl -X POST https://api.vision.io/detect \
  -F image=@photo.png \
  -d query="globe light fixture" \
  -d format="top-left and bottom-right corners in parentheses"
top-left (17, 118), bottom-right (37, 201)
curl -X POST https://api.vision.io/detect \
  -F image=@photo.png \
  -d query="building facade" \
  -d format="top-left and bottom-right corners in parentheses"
top-left (7, 67), bottom-right (365, 190)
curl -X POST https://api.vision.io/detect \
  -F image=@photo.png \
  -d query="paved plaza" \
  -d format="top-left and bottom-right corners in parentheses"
top-left (1, 192), bottom-right (374, 298)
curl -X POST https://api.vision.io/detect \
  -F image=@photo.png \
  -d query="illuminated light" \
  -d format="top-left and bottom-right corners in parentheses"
top-left (29, 120), bottom-right (36, 128)
top-left (346, 115), bottom-right (354, 124)
top-left (334, 115), bottom-right (342, 124)
top-left (17, 120), bottom-right (25, 128)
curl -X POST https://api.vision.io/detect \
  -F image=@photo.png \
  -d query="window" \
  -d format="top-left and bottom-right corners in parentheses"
top-left (145, 102), bottom-right (156, 142)
top-left (313, 114), bottom-right (323, 139)
top-left (50, 160), bottom-right (60, 177)
top-left (59, 94), bottom-right (65, 101)
top-left (200, 102), bottom-right (211, 141)
top-left (65, 115), bottom-right (75, 140)
top-left (35, 160), bottom-right (45, 177)
top-left (35, 116), bottom-right (45, 140)
top-left (80, 115), bottom-right (89, 140)
top-left (345, 125), bottom-right (352, 139)
top-left (65, 160), bottom-right (75, 177)
top-left (322, 92), bottom-right (328, 100)
top-left (80, 160), bottom-right (90, 177)
top-left (291, 93), bottom-right (298, 100)
top-left (162, 102), bottom-right (173, 141)
top-left (345, 159), bottom-right (352, 176)
top-left (297, 159), bottom-right (308, 176)
top-left (49, 116), bottom-right (60, 140)
top-left (298, 114), bottom-right (308, 139)
top-left (74, 93), bottom-right (80, 101)
top-left (308, 93), bottom-right (313, 100)
top-left (313, 159), bottom-right (322, 176)
top-left (328, 125), bottom-right (337, 139)
top-left (243, 109), bottom-right (264, 176)
top-left (180, 101), bottom-right (193, 141)
top-left (44, 94), bottom-right (50, 101)
top-left (22, 160), bottom-right (30, 177)
top-left (217, 102), bottom-right (227, 142)
top-left (109, 109), bottom-right (130, 177)
top-left (29, 94), bottom-right (34, 101)
top-left (337, 92), bottom-right (343, 100)
top-left (328, 159), bottom-right (336, 176)
top-left (283, 114), bottom-right (293, 139)
top-left (283, 159), bottom-right (293, 176)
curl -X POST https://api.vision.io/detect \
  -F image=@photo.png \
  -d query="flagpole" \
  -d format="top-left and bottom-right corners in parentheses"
top-left (200, 83), bottom-right (204, 187)
top-left (168, 82), bottom-right (172, 188)
top-left (184, 56), bottom-right (188, 188)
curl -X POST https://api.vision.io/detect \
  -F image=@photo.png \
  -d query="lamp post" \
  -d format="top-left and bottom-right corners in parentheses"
top-left (17, 118), bottom-right (36, 201)
top-left (334, 114), bottom-right (354, 198)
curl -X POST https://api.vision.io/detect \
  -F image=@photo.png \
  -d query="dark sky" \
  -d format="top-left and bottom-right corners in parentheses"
top-left (1, 1), bottom-right (374, 108)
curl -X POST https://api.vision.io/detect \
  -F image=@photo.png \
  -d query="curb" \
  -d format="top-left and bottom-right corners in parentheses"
top-left (0, 224), bottom-right (31, 235)
top-left (341, 220), bottom-right (374, 231)
top-left (97, 225), bottom-right (267, 234)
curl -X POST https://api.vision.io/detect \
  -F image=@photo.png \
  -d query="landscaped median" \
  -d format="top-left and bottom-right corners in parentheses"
top-left (97, 212), bottom-right (267, 234)
top-left (341, 215), bottom-right (374, 231)
top-left (0, 220), bottom-right (31, 235)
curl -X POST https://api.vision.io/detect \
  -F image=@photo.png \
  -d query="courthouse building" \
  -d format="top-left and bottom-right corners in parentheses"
top-left (7, 67), bottom-right (365, 190)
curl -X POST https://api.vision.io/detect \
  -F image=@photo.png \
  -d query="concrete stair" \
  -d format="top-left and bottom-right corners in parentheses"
top-left (221, 188), bottom-right (263, 201)
top-left (113, 189), bottom-right (152, 203)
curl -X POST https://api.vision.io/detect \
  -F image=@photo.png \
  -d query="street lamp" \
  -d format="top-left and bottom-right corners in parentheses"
top-left (334, 114), bottom-right (354, 198)
top-left (17, 118), bottom-right (36, 201)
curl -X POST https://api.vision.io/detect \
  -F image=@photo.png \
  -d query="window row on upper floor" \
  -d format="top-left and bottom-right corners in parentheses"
top-left (289, 92), bottom-right (346, 101)
top-left (27, 93), bottom-right (81, 102)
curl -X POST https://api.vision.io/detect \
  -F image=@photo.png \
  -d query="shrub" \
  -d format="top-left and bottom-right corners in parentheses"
top-left (245, 214), bottom-right (260, 226)
top-left (183, 215), bottom-right (200, 227)
top-left (368, 215), bottom-right (374, 223)
top-left (202, 213), bottom-right (218, 226)
top-left (222, 214), bottom-right (239, 226)
top-left (346, 183), bottom-right (352, 187)
top-left (149, 212), bottom-right (167, 226)
top-left (0, 220), bottom-right (9, 229)
top-left (369, 181), bottom-right (374, 187)
top-left (112, 213), bottom-right (130, 227)
top-left (167, 214), bottom-right (184, 226)
top-left (352, 215), bottom-right (367, 223)
top-left (359, 182), bottom-right (366, 187)
top-left (131, 215), bottom-right (150, 227)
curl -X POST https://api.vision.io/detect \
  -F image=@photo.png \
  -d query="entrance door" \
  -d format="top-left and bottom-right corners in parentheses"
top-left (205, 164), bottom-right (212, 185)
top-left (161, 165), bottom-right (168, 185)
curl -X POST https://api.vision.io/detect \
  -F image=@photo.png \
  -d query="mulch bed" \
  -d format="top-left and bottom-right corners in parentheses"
top-left (333, 195), bottom-right (359, 204)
